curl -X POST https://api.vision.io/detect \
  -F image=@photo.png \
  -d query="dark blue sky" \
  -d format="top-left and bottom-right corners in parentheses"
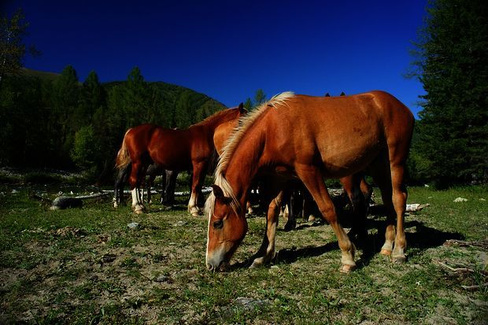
top-left (5, 0), bottom-right (427, 117)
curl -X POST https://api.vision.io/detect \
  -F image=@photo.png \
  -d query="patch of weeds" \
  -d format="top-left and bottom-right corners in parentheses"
top-left (70, 282), bottom-right (94, 300)
top-left (52, 291), bottom-right (69, 305)
top-left (108, 232), bottom-right (136, 248)
top-left (151, 253), bottom-right (168, 263)
top-left (125, 296), bottom-right (146, 309)
top-left (98, 280), bottom-right (125, 294)
top-left (121, 257), bottom-right (141, 269)
top-left (59, 267), bottom-right (86, 282)
top-left (148, 288), bottom-right (171, 304)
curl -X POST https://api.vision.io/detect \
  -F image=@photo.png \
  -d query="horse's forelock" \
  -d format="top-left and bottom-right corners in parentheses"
top-left (205, 173), bottom-right (240, 217)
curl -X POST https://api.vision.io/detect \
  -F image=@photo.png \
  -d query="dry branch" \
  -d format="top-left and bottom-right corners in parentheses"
top-left (443, 239), bottom-right (488, 250)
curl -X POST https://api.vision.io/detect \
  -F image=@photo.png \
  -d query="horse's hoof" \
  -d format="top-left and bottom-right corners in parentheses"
top-left (392, 254), bottom-right (407, 263)
top-left (284, 221), bottom-right (296, 232)
top-left (340, 264), bottom-right (356, 273)
top-left (133, 205), bottom-right (145, 214)
top-left (250, 258), bottom-right (264, 268)
top-left (189, 207), bottom-right (202, 216)
top-left (380, 249), bottom-right (392, 256)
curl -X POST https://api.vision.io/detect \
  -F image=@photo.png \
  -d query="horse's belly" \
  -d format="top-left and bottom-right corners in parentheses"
top-left (318, 136), bottom-right (382, 177)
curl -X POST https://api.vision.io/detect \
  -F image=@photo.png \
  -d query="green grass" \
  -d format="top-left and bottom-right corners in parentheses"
top-left (0, 184), bottom-right (487, 324)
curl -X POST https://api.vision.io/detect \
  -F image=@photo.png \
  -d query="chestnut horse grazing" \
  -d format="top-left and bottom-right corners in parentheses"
top-left (115, 105), bottom-right (245, 215)
top-left (206, 91), bottom-right (414, 272)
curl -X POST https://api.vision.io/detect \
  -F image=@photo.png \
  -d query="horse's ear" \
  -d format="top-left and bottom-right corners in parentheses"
top-left (211, 185), bottom-right (233, 205)
top-left (238, 102), bottom-right (246, 115)
top-left (340, 92), bottom-right (346, 96)
top-left (325, 93), bottom-right (330, 97)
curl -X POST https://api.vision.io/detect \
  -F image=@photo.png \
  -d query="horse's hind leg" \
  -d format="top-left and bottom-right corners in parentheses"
top-left (129, 160), bottom-right (146, 213)
top-left (295, 164), bottom-right (356, 272)
top-left (251, 184), bottom-right (283, 268)
top-left (188, 161), bottom-right (207, 216)
top-left (146, 173), bottom-right (156, 204)
top-left (370, 155), bottom-right (407, 262)
top-left (282, 186), bottom-right (296, 231)
top-left (341, 173), bottom-right (369, 246)
top-left (390, 163), bottom-right (407, 262)
top-left (114, 163), bottom-right (131, 208)
top-left (162, 170), bottom-right (178, 206)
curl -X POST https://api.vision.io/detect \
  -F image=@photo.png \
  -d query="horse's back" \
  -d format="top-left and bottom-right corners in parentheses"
top-left (264, 91), bottom-right (414, 176)
top-left (125, 124), bottom-right (160, 157)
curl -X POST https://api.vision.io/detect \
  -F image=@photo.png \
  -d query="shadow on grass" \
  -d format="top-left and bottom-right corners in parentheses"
top-left (226, 242), bottom-right (339, 271)
top-left (274, 242), bottom-right (339, 265)
top-left (249, 204), bottom-right (466, 270)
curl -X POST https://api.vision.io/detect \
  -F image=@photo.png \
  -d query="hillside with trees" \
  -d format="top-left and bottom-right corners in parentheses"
top-left (0, 66), bottom-right (225, 183)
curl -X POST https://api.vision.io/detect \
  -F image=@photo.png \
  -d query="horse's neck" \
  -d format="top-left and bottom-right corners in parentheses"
top-left (205, 111), bottom-right (237, 133)
top-left (223, 128), bottom-right (264, 204)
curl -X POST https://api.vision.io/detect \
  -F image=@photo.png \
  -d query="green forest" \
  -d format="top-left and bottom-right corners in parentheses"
top-left (0, 66), bottom-right (225, 183)
top-left (1, 0), bottom-right (487, 187)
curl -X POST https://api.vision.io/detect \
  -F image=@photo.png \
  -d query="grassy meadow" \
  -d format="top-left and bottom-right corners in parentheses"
top-left (0, 179), bottom-right (487, 324)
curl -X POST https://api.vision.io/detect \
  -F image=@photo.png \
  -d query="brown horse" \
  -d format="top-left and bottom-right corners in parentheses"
top-left (205, 91), bottom-right (414, 272)
top-left (282, 92), bottom-right (373, 235)
top-left (116, 104), bottom-right (245, 215)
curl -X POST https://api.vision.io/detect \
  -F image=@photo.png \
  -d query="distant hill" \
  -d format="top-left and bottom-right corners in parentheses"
top-left (104, 80), bottom-right (226, 110)
top-left (19, 67), bottom-right (60, 81)
top-left (19, 68), bottom-right (226, 111)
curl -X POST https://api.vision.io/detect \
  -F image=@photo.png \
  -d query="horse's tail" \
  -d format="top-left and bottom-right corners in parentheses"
top-left (115, 129), bottom-right (132, 170)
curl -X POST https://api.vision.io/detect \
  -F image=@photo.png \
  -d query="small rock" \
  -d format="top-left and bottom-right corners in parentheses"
top-left (101, 254), bottom-right (117, 263)
top-left (453, 197), bottom-right (468, 202)
top-left (406, 203), bottom-right (429, 212)
top-left (234, 297), bottom-right (267, 310)
top-left (127, 222), bottom-right (140, 229)
top-left (50, 197), bottom-right (83, 210)
top-left (154, 275), bottom-right (171, 283)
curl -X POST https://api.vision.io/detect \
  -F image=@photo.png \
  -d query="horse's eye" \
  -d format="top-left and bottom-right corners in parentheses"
top-left (213, 220), bottom-right (224, 229)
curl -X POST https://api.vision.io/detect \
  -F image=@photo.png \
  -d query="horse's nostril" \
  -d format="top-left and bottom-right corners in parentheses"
top-left (206, 263), bottom-right (215, 271)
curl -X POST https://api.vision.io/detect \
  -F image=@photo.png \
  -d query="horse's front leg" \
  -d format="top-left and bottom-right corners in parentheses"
top-left (188, 161), bottom-right (207, 216)
top-left (296, 164), bottom-right (356, 273)
top-left (250, 190), bottom-right (283, 268)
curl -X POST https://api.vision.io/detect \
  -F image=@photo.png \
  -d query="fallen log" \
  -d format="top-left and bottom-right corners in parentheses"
top-left (48, 192), bottom-right (111, 210)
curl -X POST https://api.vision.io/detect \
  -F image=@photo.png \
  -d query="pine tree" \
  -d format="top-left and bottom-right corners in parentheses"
top-left (123, 66), bottom-right (152, 127)
top-left (50, 65), bottom-right (80, 166)
top-left (78, 71), bottom-right (105, 126)
top-left (254, 89), bottom-right (266, 106)
top-left (410, 0), bottom-right (488, 186)
top-left (0, 8), bottom-right (39, 86)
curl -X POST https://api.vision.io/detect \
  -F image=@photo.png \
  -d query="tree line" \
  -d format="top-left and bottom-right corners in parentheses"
top-left (0, 66), bottom-right (224, 183)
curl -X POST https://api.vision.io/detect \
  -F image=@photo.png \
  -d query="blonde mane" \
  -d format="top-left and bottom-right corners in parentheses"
top-left (205, 91), bottom-right (295, 217)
